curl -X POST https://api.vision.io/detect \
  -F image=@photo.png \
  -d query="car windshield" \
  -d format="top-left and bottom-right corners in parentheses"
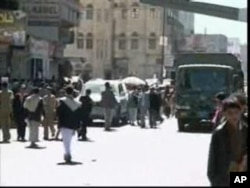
top-left (178, 68), bottom-right (230, 93)
top-left (85, 82), bottom-right (118, 95)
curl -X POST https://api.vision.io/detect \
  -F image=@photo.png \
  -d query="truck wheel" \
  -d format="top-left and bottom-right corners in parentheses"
top-left (178, 119), bottom-right (185, 132)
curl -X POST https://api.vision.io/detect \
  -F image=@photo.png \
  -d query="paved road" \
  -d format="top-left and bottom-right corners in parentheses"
top-left (0, 118), bottom-right (211, 186)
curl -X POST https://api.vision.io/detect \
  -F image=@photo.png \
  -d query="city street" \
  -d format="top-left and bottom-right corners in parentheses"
top-left (0, 117), bottom-right (211, 186)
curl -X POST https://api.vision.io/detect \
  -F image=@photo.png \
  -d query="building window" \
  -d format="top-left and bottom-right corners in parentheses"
top-left (149, 33), bottom-right (157, 50)
top-left (131, 2), bottom-right (139, 18)
top-left (86, 33), bottom-right (93, 49)
top-left (131, 32), bottom-right (139, 50)
top-left (86, 4), bottom-right (93, 20)
top-left (105, 10), bottom-right (109, 22)
top-left (149, 8), bottom-right (156, 18)
top-left (77, 32), bottom-right (84, 49)
top-left (131, 8), bottom-right (139, 18)
top-left (121, 9), bottom-right (127, 19)
top-left (96, 9), bottom-right (102, 22)
top-left (118, 33), bottom-right (126, 50)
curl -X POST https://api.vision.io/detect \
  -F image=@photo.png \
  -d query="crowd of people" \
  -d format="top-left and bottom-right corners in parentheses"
top-left (126, 85), bottom-right (175, 128)
top-left (0, 78), bottom-right (248, 186)
top-left (0, 79), bottom-right (175, 162)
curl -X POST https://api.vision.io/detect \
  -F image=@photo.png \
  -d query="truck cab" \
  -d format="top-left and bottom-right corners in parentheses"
top-left (175, 64), bottom-right (234, 131)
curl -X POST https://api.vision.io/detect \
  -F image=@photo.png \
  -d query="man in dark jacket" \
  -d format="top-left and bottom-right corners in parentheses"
top-left (57, 86), bottom-right (81, 163)
top-left (13, 84), bottom-right (28, 141)
top-left (207, 97), bottom-right (248, 187)
top-left (78, 89), bottom-right (93, 141)
top-left (149, 88), bottom-right (160, 128)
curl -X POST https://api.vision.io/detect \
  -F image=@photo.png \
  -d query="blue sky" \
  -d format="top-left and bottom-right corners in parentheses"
top-left (194, 0), bottom-right (247, 44)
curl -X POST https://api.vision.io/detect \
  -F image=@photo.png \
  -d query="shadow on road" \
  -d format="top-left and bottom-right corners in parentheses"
top-left (57, 161), bottom-right (83, 165)
top-left (0, 141), bottom-right (11, 144)
top-left (78, 139), bottom-right (94, 142)
top-left (103, 128), bottom-right (117, 132)
top-left (90, 121), bottom-right (127, 128)
top-left (25, 146), bottom-right (46, 149)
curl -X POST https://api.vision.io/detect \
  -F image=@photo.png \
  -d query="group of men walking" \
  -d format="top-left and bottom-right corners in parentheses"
top-left (0, 82), bottom-right (93, 163)
top-left (127, 85), bottom-right (173, 128)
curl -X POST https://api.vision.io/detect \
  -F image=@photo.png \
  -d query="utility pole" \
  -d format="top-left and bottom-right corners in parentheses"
top-left (160, 6), bottom-right (166, 83)
top-left (109, 0), bottom-right (116, 79)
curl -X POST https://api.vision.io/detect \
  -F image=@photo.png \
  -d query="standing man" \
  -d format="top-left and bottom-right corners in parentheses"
top-left (207, 97), bottom-right (248, 186)
top-left (138, 85), bottom-right (150, 128)
top-left (13, 84), bottom-right (28, 141)
top-left (101, 82), bottom-right (118, 131)
top-left (23, 87), bottom-right (44, 148)
top-left (78, 89), bottom-right (93, 141)
top-left (149, 88), bottom-right (160, 128)
top-left (57, 86), bottom-right (81, 163)
top-left (127, 87), bottom-right (139, 126)
top-left (43, 87), bottom-right (58, 140)
top-left (0, 82), bottom-right (13, 143)
top-left (156, 87), bottom-right (164, 123)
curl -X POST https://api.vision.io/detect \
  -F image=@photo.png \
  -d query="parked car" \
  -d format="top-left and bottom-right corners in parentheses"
top-left (78, 79), bottom-right (129, 126)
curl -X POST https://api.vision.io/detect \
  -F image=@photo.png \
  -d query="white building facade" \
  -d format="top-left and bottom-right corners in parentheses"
top-left (64, 0), bottom-right (185, 79)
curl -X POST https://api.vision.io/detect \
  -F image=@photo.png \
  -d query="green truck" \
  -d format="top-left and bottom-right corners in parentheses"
top-left (171, 53), bottom-right (244, 132)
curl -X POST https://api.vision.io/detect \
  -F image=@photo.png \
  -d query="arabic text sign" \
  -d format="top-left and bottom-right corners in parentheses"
top-left (22, 0), bottom-right (60, 25)
top-left (0, 11), bottom-right (15, 24)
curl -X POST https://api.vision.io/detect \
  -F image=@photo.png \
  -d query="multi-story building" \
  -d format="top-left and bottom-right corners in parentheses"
top-left (0, 0), bottom-right (81, 80)
top-left (64, 0), bottom-right (185, 79)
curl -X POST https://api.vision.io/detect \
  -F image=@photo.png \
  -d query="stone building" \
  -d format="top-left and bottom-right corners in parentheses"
top-left (64, 0), bottom-right (185, 79)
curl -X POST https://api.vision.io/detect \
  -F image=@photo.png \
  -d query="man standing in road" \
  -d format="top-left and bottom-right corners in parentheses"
top-left (138, 85), bottom-right (150, 128)
top-left (13, 84), bottom-right (28, 141)
top-left (43, 86), bottom-right (58, 140)
top-left (78, 89), bottom-right (93, 141)
top-left (127, 87), bottom-right (139, 126)
top-left (207, 97), bottom-right (248, 186)
top-left (149, 87), bottom-right (160, 128)
top-left (101, 82), bottom-right (118, 131)
top-left (0, 82), bottom-right (13, 143)
top-left (23, 87), bottom-right (44, 148)
top-left (57, 86), bottom-right (81, 163)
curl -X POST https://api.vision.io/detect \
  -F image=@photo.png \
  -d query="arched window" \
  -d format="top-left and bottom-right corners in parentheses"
top-left (86, 33), bottom-right (93, 49)
top-left (86, 4), bottom-right (93, 20)
top-left (131, 2), bottom-right (139, 18)
top-left (118, 33), bottom-right (126, 50)
top-left (148, 32), bottom-right (157, 50)
top-left (131, 32), bottom-right (139, 50)
top-left (149, 8), bottom-right (157, 18)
